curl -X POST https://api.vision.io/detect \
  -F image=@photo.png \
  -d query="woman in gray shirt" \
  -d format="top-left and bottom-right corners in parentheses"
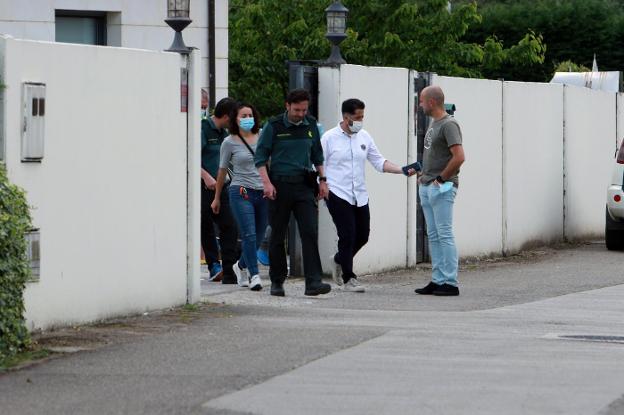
top-left (212, 102), bottom-right (267, 291)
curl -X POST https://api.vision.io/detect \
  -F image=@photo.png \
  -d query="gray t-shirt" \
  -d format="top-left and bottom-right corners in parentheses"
top-left (421, 115), bottom-right (463, 186)
top-left (219, 135), bottom-right (263, 190)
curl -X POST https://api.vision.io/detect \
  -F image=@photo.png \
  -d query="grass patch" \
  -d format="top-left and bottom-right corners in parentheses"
top-left (182, 303), bottom-right (200, 312)
top-left (0, 348), bottom-right (52, 372)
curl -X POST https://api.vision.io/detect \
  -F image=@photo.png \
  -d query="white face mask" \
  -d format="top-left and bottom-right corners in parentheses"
top-left (350, 120), bottom-right (363, 133)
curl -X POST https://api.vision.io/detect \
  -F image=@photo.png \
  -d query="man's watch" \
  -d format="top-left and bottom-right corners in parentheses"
top-left (435, 175), bottom-right (445, 183)
top-left (319, 176), bottom-right (327, 182)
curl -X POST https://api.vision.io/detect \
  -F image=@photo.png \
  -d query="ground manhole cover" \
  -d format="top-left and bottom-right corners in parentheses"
top-left (549, 334), bottom-right (624, 344)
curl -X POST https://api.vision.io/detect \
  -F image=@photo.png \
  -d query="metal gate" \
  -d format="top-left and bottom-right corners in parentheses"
top-left (415, 73), bottom-right (432, 263)
top-left (286, 60), bottom-right (319, 276)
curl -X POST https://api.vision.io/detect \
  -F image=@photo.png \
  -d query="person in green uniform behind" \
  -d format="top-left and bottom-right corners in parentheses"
top-left (201, 97), bottom-right (239, 284)
top-left (254, 88), bottom-right (332, 297)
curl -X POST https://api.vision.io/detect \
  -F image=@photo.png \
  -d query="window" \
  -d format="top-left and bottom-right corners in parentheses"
top-left (55, 10), bottom-right (107, 46)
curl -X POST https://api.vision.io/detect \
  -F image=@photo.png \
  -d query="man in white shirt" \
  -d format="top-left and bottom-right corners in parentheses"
top-left (321, 98), bottom-right (410, 292)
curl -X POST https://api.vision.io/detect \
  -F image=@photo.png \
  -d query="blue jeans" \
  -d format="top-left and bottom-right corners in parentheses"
top-left (228, 186), bottom-right (268, 276)
top-left (419, 184), bottom-right (458, 286)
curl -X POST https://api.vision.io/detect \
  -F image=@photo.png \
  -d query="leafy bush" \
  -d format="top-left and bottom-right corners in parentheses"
top-left (0, 164), bottom-right (32, 361)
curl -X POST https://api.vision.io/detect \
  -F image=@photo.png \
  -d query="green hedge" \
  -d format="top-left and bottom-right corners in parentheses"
top-left (0, 165), bottom-right (32, 360)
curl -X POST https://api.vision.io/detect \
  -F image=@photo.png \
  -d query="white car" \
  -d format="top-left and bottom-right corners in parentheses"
top-left (606, 139), bottom-right (624, 250)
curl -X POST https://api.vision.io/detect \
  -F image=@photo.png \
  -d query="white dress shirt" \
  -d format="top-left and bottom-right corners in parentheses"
top-left (321, 124), bottom-right (386, 207)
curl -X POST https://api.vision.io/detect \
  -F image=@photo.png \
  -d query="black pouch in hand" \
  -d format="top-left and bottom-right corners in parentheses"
top-left (304, 170), bottom-right (320, 198)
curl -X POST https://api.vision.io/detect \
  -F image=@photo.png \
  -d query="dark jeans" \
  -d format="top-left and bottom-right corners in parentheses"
top-left (268, 179), bottom-right (323, 286)
top-left (201, 184), bottom-right (238, 277)
top-left (228, 186), bottom-right (268, 276)
top-left (325, 191), bottom-right (370, 283)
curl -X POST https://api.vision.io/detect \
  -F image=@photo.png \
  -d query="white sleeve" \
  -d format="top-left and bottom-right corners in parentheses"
top-left (321, 132), bottom-right (330, 165)
top-left (366, 134), bottom-right (386, 173)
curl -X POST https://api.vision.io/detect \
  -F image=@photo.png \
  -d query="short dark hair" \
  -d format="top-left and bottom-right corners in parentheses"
top-left (214, 97), bottom-right (237, 118)
top-left (286, 88), bottom-right (311, 104)
top-left (342, 98), bottom-right (365, 115)
top-left (228, 102), bottom-right (261, 136)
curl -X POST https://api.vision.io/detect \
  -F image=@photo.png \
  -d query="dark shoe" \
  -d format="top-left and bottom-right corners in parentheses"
top-left (414, 282), bottom-right (441, 295)
top-left (270, 282), bottom-right (285, 297)
top-left (221, 274), bottom-right (238, 285)
top-left (304, 282), bottom-right (331, 296)
top-left (432, 284), bottom-right (460, 296)
top-left (208, 263), bottom-right (223, 282)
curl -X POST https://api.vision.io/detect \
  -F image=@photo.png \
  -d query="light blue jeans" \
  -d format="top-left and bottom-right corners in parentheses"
top-left (228, 186), bottom-right (268, 277)
top-left (419, 184), bottom-right (458, 287)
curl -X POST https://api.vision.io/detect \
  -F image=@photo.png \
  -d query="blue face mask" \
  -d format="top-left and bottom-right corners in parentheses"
top-left (239, 117), bottom-right (255, 132)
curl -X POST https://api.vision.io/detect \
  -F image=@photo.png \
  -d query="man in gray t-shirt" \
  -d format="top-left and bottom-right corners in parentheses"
top-left (415, 86), bottom-right (466, 297)
top-left (420, 115), bottom-right (463, 187)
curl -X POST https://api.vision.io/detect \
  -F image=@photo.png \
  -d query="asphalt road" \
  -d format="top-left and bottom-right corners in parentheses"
top-left (1, 242), bottom-right (623, 415)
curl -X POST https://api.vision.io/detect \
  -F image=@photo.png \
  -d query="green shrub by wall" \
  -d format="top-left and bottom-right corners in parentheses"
top-left (0, 165), bottom-right (32, 360)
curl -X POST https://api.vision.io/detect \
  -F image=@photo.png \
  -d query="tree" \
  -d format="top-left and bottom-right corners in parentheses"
top-left (462, 0), bottom-right (624, 82)
top-left (229, 0), bottom-right (545, 117)
top-left (554, 60), bottom-right (590, 73)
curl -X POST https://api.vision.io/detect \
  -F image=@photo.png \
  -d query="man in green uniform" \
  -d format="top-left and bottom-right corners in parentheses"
top-left (255, 89), bottom-right (331, 297)
top-left (201, 97), bottom-right (239, 283)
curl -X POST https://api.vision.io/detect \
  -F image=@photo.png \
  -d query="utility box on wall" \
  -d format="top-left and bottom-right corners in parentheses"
top-left (21, 82), bottom-right (46, 162)
top-left (26, 229), bottom-right (40, 281)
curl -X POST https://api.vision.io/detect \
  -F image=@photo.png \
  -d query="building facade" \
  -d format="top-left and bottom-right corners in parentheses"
top-left (0, 0), bottom-right (228, 103)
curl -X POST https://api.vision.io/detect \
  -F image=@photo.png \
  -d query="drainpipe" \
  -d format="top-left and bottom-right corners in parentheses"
top-left (208, 0), bottom-right (216, 110)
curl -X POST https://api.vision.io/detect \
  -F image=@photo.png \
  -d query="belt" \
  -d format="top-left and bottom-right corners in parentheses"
top-left (271, 174), bottom-right (305, 183)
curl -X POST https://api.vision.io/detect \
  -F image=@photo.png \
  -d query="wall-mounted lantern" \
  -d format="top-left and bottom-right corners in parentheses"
top-left (165, 0), bottom-right (192, 54)
top-left (324, 0), bottom-right (349, 65)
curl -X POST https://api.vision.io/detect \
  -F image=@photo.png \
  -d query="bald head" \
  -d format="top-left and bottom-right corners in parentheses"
top-left (422, 86), bottom-right (445, 107)
top-left (420, 86), bottom-right (446, 118)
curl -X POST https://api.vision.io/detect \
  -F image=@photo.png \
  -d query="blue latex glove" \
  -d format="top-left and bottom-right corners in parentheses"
top-left (439, 181), bottom-right (454, 193)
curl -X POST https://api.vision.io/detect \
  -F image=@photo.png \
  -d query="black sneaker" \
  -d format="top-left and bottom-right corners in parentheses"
top-left (432, 284), bottom-right (460, 296)
top-left (304, 282), bottom-right (331, 296)
top-left (270, 281), bottom-right (285, 297)
top-left (414, 282), bottom-right (440, 295)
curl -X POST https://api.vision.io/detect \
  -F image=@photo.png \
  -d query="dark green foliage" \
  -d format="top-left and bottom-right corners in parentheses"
top-left (0, 164), bottom-right (32, 361)
top-left (229, 0), bottom-right (545, 117)
top-left (463, 0), bottom-right (624, 81)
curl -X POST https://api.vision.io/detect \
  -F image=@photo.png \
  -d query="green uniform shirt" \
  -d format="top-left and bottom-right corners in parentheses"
top-left (201, 117), bottom-right (228, 177)
top-left (254, 112), bottom-right (324, 176)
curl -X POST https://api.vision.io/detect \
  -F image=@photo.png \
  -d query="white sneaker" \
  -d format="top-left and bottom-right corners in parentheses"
top-left (249, 274), bottom-right (263, 291)
top-left (342, 278), bottom-right (365, 293)
top-left (329, 255), bottom-right (343, 286)
top-left (233, 261), bottom-right (249, 287)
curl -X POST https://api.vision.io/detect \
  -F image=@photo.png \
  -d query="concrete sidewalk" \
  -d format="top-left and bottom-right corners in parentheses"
top-left (1, 242), bottom-right (624, 414)
top-left (203, 284), bottom-right (624, 415)
top-left (201, 242), bottom-right (624, 414)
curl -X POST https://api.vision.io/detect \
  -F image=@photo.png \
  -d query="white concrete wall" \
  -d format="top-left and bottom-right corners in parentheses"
top-left (0, 0), bottom-right (228, 96)
top-left (502, 82), bottom-right (564, 253)
top-left (432, 76), bottom-right (504, 257)
top-left (318, 64), bottom-right (411, 275)
top-left (0, 36), bottom-right (193, 329)
top-left (564, 85), bottom-right (617, 239)
top-left (617, 93), bottom-right (624, 152)
top-left (319, 66), bottom-right (619, 270)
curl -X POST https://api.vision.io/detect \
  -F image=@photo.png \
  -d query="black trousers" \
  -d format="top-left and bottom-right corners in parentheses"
top-left (268, 179), bottom-right (323, 286)
top-left (326, 191), bottom-right (370, 283)
top-left (201, 184), bottom-right (238, 277)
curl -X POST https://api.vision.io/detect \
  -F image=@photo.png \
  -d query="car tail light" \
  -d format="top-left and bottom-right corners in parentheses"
top-left (618, 140), bottom-right (624, 164)
top-left (616, 195), bottom-right (622, 202)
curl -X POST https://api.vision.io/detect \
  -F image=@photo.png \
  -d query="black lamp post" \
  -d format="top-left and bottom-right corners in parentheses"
top-left (165, 0), bottom-right (192, 53)
top-left (324, 0), bottom-right (348, 65)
